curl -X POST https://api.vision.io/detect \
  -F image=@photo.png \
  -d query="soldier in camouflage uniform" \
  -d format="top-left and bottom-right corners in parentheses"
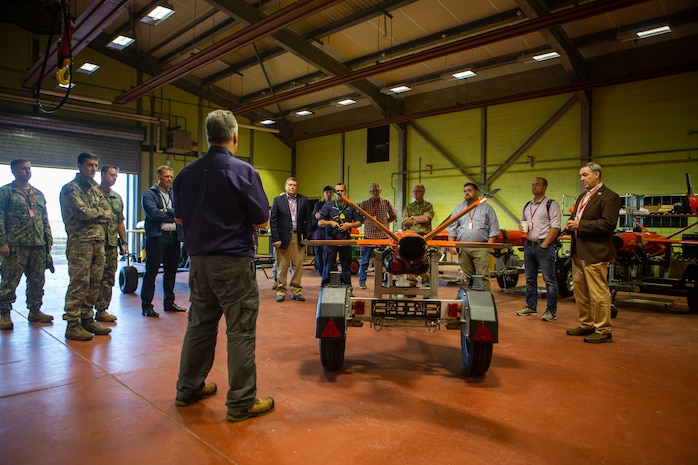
top-left (59, 153), bottom-right (114, 341)
top-left (401, 184), bottom-right (434, 235)
top-left (95, 166), bottom-right (128, 323)
top-left (0, 160), bottom-right (54, 330)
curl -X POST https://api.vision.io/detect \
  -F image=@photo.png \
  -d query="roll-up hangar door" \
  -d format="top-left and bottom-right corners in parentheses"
top-left (0, 111), bottom-right (143, 173)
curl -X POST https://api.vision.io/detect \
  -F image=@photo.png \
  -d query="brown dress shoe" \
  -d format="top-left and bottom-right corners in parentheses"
top-left (584, 332), bottom-right (613, 343)
top-left (566, 326), bottom-right (594, 336)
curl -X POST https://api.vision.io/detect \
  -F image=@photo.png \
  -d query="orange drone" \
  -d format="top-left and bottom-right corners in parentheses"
top-left (309, 189), bottom-right (507, 277)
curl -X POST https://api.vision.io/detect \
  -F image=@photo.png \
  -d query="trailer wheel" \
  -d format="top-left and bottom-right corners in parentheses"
top-left (350, 259), bottom-right (360, 275)
top-left (556, 257), bottom-right (574, 297)
top-left (320, 337), bottom-right (346, 371)
top-left (494, 253), bottom-right (520, 290)
top-left (119, 266), bottom-right (138, 294)
top-left (461, 326), bottom-right (493, 375)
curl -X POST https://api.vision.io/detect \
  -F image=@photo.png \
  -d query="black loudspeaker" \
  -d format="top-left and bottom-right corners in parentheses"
top-left (367, 126), bottom-right (389, 163)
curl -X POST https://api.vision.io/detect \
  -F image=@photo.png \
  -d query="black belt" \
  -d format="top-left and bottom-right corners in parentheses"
top-left (161, 230), bottom-right (177, 235)
top-left (526, 240), bottom-right (541, 245)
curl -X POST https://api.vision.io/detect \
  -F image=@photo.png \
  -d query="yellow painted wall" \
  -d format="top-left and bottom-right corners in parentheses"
top-left (295, 134), bottom-right (344, 200)
top-left (252, 128), bottom-right (293, 205)
top-left (295, 72), bottom-right (697, 237)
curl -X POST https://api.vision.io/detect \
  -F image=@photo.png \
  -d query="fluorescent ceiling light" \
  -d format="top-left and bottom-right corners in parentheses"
top-left (532, 51), bottom-right (560, 62)
top-left (295, 110), bottom-right (313, 116)
top-left (259, 119), bottom-right (275, 125)
top-left (390, 85), bottom-right (411, 94)
top-left (77, 63), bottom-right (100, 74)
top-left (106, 35), bottom-right (135, 51)
top-left (337, 98), bottom-right (356, 106)
top-left (142, 4), bottom-right (175, 25)
top-left (452, 70), bottom-right (477, 79)
top-left (636, 25), bottom-right (671, 39)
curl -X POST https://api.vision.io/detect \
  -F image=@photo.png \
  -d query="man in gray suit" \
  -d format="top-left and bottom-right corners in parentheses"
top-left (564, 162), bottom-right (620, 343)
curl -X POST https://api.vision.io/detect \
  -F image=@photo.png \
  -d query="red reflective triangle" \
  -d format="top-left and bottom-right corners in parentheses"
top-left (473, 321), bottom-right (494, 342)
top-left (321, 318), bottom-right (342, 338)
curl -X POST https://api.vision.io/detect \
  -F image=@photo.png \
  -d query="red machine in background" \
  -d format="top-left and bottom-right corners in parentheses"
top-left (609, 220), bottom-right (698, 312)
top-left (686, 173), bottom-right (698, 215)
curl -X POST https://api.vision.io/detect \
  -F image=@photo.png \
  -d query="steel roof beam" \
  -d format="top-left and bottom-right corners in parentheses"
top-left (114, 0), bottom-right (344, 104)
top-left (231, 0), bottom-right (646, 116)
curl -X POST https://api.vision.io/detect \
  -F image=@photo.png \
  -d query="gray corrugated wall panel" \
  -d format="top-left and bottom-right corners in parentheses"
top-left (0, 112), bottom-right (143, 173)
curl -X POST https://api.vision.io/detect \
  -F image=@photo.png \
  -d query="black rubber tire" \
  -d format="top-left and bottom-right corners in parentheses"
top-left (320, 338), bottom-right (346, 371)
top-left (611, 304), bottom-right (618, 319)
top-left (461, 326), bottom-right (493, 375)
top-left (119, 266), bottom-right (138, 294)
top-left (556, 257), bottom-right (574, 297)
top-left (494, 252), bottom-right (520, 290)
top-left (496, 273), bottom-right (519, 289)
top-left (350, 259), bottom-right (360, 275)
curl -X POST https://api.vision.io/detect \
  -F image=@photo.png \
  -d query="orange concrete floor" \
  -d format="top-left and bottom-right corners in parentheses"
top-left (1, 263), bottom-right (697, 465)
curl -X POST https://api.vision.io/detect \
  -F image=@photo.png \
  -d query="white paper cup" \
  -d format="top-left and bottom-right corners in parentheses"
top-left (520, 221), bottom-right (529, 233)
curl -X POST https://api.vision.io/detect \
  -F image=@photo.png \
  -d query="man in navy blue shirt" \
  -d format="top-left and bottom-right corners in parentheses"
top-left (319, 183), bottom-right (362, 287)
top-left (173, 109), bottom-right (274, 422)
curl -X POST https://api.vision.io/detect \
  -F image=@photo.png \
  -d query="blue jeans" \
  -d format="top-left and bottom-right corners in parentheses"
top-left (524, 243), bottom-right (558, 313)
top-left (358, 246), bottom-right (375, 284)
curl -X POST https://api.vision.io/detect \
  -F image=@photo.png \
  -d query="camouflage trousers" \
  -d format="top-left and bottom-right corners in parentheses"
top-left (63, 240), bottom-right (105, 322)
top-left (0, 246), bottom-right (46, 313)
top-left (95, 245), bottom-right (118, 311)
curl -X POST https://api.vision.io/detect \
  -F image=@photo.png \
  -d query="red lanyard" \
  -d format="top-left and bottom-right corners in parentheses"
top-left (14, 185), bottom-right (35, 207)
top-left (576, 185), bottom-right (600, 219)
top-left (529, 196), bottom-right (545, 220)
top-left (287, 196), bottom-right (297, 222)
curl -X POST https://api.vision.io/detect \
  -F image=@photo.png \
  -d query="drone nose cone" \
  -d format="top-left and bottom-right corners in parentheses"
top-left (398, 236), bottom-right (427, 263)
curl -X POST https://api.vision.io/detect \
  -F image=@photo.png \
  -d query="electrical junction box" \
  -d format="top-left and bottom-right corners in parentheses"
top-left (167, 130), bottom-right (192, 153)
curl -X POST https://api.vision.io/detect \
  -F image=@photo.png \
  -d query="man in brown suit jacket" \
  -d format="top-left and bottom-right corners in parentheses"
top-left (564, 162), bottom-right (620, 343)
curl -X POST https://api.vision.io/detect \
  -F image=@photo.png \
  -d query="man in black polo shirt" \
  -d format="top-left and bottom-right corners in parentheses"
top-left (318, 183), bottom-right (362, 287)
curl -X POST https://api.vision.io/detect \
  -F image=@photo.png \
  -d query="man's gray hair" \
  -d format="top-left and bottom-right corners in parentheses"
top-left (584, 161), bottom-right (602, 177)
top-left (206, 109), bottom-right (238, 145)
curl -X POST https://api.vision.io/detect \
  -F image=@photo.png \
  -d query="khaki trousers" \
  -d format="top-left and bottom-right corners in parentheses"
top-left (458, 247), bottom-right (492, 292)
top-left (572, 254), bottom-right (612, 334)
top-left (276, 234), bottom-right (305, 297)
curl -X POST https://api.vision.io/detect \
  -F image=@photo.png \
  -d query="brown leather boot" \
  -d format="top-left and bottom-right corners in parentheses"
top-left (95, 310), bottom-right (117, 322)
top-left (28, 309), bottom-right (54, 323)
top-left (0, 312), bottom-right (13, 330)
top-left (65, 321), bottom-right (93, 341)
top-left (81, 318), bottom-right (112, 336)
